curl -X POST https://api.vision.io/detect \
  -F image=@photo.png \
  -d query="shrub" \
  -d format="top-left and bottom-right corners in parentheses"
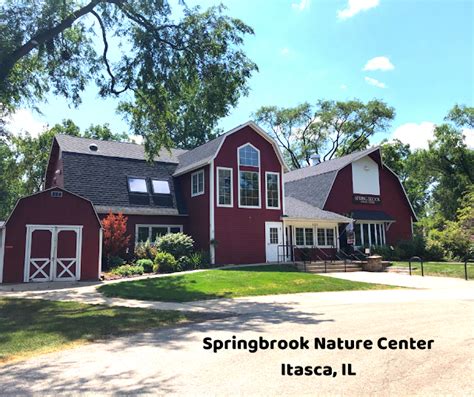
top-left (189, 251), bottom-right (211, 269)
top-left (156, 233), bottom-right (194, 259)
top-left (134, 240), bottom-right (158, 261)
top-left (102, 212), bottom-right (131, 260)
top-left (108, 256), bottom-right (125, 268)
top-left (135, 258), bottom-right (153, 273)
top-left (111, 264), bottom-right (144, 277)
top-left (153, 251), bottom-right (178, 273)
top-left (424, 240), bottom-right (445, 261)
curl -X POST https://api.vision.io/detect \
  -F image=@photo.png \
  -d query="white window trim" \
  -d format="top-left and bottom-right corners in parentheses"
top-left (316, 227), bottom-right (336, 248)
top-left (216, 167), bottom-right (233, 208)
top-left (135, 224), bottom-right (183, 244)
top-left (238, 170), bottom-right (261, 209)
top-left (355, 222), bottom-right (387, 247)
top-left (265, 171), bottom-right (280, 210)
top-left (191, 169), bottom-right (205, 197)
top-left (294, 227), bottom-right (314, 247)
top-left (237, 142), bottom-right (260, 168)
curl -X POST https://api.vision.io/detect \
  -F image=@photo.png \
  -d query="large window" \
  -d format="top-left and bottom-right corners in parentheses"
top-left (354, 223), bottom-right (386, 246)
top-left (191, 170), bottom-right (204, 197)
top-left (317, 228), bottom-right (335, 247)
top-left (239, 171), bottom-right (260, 207)
top-left (217, 167), bottom-right (233, 207)
top-left (238, 144), bottom-right (259, 167)
top-left (266, 172), bottom-right (280, 209)
top-left (128, 177), bottom-right (148, 193)
top-left (151, 180), bottom-right (170, 194)
top-left (136, 224), bottom-right (183, 243)
top-left (295, 227), bottom-right (314, 246)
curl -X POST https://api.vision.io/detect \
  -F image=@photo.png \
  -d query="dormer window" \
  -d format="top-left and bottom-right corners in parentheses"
top-left (152, 180), bottom-right (170, 194)
top-left (238, 144), bottom-right (259, 167)
top-left (128, 177), bottom-right (148, 193)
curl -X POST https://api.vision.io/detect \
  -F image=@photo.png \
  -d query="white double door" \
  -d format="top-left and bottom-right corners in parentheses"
top-left (265, 222), bottom-right (283, 262)
top-left (24, 225), bottom-right (82, 282)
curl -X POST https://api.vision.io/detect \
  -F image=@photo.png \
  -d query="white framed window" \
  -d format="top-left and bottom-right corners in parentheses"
top-left (238, 143), bottom-right (260, 167)
top-left (354, 222), bottom-right (386, 247)
top-left (239, 170), bottom-right (260, 208)
top-left (151, 180), bottom-right (170, 194)
top-left (295, 227), bottom-right (314, 247)
top-left (135, 224), bottom-right (183, 243)
top-left (191, 169), bottom-right (205, 197)
top-left (265, 172), bottom-right (280, 209)
top-left (128, 177), bottom-right (148, 193)
top-left (316, 228), bottom-right (336, 247)
top-left (217, 167), bottom-right (233, 207)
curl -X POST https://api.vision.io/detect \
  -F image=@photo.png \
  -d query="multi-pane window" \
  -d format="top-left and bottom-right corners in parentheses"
top-left (239, 171), bottom-right (260, 207)
top-left (317, 228), bottom-right (336, 247)
top-left (354, 223), bottom-right (386, 246)
top-left (238, 144), bottom-right (259, 167)
top-left (295, 227), bottom-right (314, 246)
top-left (136, 225), bottom-right (183, 243)
top-left (266, 172), bottom-right (280, 209)
top-left (217, 168), bottom-right (232, 206)
top-left (128, 177), bottom-right (148, 193)
top-left (151, 180), bottom-right (170, 194)
top-left (191, 170), bottom-right (204, 197)
top-left (269, 227), bottom-right (279, 244)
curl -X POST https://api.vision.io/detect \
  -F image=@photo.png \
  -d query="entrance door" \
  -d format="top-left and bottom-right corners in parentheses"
top-left (265, 222), bottom-right (283, 262)
top-left (24, 226), bottom-right (82, 282)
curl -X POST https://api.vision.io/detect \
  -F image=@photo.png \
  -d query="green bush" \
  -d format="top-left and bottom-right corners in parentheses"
top-left (156, 233), bottom-right (194, 259)
top-left (371, 245), bottom-right (398, 260)
top-left (108, 256), bottom-right (125, 268)
top-left (110, 264), bottom-right (144, 277)
top-left (134, 240), bottom-right (158, 261)
top-left (424, 240), bottom-right (445, 261)
top-left (153, 251), bottom-right (178, 273)
top-left (135, 258), bottom-right (153, 273)
top-left (189, 251), bottom-right (211, 269)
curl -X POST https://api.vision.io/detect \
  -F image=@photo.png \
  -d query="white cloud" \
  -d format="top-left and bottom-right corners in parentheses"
top-left (364, 76), bottom-right (386, 88)
top-left (5, 109), bottom-right (47, 137)
top-left (462, 128), bottom-right (474, 148)
top-left (363, 56), bottom-right (394, 71)
top-left (337, 0), bottom-right (379, 19)
top-left (340, 84), bottom-right (348, 90)
top-left (280, 47), bottom-right (290, 56)
top-left (292, 0), bottom-right (310, 11)
top-left (392, 122), bottom-right (435, 149)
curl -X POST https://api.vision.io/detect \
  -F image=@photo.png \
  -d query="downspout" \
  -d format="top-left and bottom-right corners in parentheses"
top-left (209, 161), bottom-right (216, 265)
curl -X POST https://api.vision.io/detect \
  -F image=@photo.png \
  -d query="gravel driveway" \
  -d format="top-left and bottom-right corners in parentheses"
top-left (1, 277), bottom-right (473, 396)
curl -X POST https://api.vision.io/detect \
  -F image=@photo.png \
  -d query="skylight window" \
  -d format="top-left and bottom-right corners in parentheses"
top-left (128, 177), bottom-right (148, 193)
top-left (152, 180), bottom-right (170, 194)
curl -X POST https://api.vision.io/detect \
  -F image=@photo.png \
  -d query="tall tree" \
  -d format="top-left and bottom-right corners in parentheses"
top-left (253, 99), bottom-right (395, 169)
top-left (0, 1), bottom-right (257, 153)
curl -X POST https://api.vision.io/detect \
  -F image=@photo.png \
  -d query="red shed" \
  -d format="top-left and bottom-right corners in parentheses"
top-left (0, 188), bottom-right (102, 283)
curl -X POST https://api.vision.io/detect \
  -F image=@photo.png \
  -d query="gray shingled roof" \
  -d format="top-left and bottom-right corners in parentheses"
top-left (284, 197), bottom-right (352, 222)
top-left (55, 134), bottom-right (187, 163)
top-left (284, 171), bottom-right (337, 209)
top-left (174, 134), bottom-right (227, 175)
top-left (284, 146), bottom-right (380, 182)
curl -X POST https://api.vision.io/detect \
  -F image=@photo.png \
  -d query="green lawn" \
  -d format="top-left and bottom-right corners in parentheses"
top-left (98, 265), bottom-right (396, 302)
top-left (0, 298), bottom-right (196, 363)
top-left (392, 261), bottom-right (474, 279)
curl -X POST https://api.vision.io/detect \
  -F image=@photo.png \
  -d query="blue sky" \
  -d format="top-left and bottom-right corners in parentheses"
top-left (8, 0), bottom-right (474, 149)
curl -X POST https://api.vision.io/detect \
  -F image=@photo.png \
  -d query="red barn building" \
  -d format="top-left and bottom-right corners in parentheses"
top-left (0, 122), bottom-right (417, 283)
top-left (0, 188), bottom-right (102, 283)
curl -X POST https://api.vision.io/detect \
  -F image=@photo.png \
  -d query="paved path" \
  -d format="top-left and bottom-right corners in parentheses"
top-left (0, 272), bottom-right (473, 396)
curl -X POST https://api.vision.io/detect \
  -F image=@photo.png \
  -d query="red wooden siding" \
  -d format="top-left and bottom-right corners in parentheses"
top-left (175, 166), bottom-right (210, 252)
top-left (324, 161), bottom-right (413, 244)
top-left (213, 126), bottom-right (284, 264)
top-left (3, 189), bottom-right (101, 283)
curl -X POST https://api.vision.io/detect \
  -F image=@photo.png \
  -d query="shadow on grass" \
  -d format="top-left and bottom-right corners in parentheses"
top-left (0, 295), bottom-right (333, 394)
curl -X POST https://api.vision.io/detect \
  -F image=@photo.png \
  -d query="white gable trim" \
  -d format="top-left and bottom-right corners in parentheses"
top-left (173, 121), bottom-right (289, 176)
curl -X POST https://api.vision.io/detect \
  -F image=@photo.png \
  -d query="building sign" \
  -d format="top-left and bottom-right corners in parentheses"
top-left (353, 194), bottom-right (381, 205)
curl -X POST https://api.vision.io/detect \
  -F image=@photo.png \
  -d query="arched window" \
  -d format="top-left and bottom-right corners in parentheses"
top-left (238, 144), bottom-right (259, 167)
